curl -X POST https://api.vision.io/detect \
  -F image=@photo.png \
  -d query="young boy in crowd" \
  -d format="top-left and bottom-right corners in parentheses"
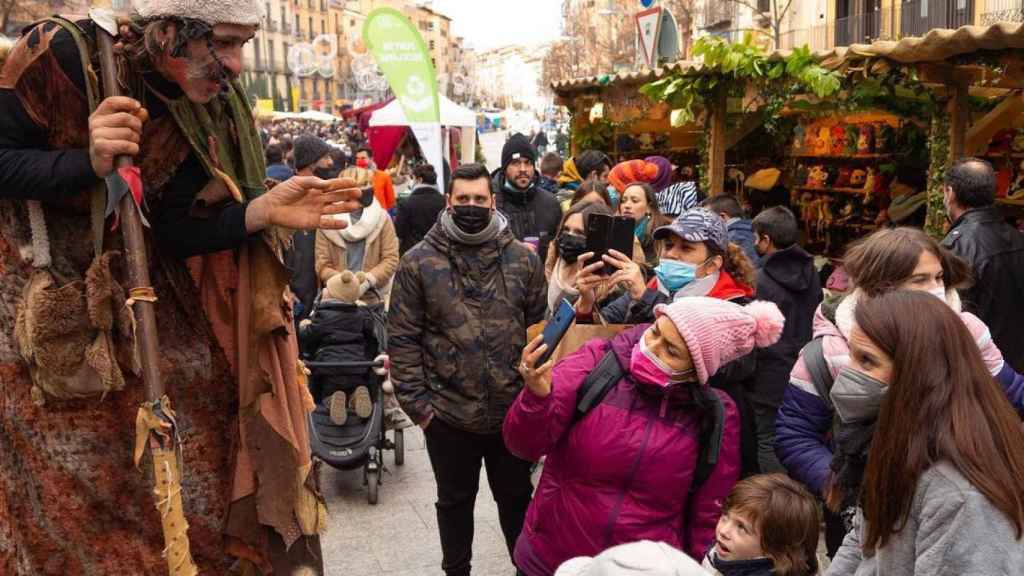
top-left (749, 207), bottom-right (822, 473)
top-left (704, 474), bottom-right (821, 576)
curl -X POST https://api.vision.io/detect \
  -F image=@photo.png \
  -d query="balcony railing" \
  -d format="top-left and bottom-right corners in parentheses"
top-left (981, 0), bottom-right (1024, 24)
top-left (835, 9), bottom-right (885, 47)
top-left (778, 26), bottom-right (831, 52)
top-left (900, 0), bottom-right (974, 37)
top-left (701, 1), bottom-right (738, 30)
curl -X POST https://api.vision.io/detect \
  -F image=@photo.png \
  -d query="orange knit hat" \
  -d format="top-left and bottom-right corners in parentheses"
top-left (608, 160), bottom-right (660, 193)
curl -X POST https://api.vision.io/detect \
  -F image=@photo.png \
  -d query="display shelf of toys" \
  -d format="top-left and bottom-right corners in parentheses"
top-left (790, 112), bottom-right (907, 254)
top-left (982, 128), bottom-right (1024, 207)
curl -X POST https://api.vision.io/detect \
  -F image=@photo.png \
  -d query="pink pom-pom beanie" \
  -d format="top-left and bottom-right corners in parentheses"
top-left (654, 297), bottom-right (785, 385)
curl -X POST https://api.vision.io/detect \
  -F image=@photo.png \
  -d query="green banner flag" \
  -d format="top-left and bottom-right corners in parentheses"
top-left (363, 7), bottom-right (440, 124)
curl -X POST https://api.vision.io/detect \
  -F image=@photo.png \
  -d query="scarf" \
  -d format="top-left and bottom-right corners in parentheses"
top-left (322, 199), bottom-right (386, 248)
top-left (557, 157), bottom-right (582, 186)
top-left (547, 258), bottom-right (580, 315)
top-left (439, 208), bottom-right (508, 246)
top-left (829, 418), bottom-right (877, 531)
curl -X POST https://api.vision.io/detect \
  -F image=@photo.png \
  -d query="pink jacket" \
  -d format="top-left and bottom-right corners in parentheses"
top-left (503, 326), bottom-right (741, 575)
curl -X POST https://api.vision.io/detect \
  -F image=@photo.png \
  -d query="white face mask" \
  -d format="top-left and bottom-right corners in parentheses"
top-left (927, 285), bottom-right (946, 302)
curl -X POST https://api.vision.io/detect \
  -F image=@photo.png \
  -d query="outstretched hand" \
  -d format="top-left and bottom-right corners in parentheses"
top-left (518, 335), bottom-right (553, 398)
top-left (246, 176), bottom-right (363, 232)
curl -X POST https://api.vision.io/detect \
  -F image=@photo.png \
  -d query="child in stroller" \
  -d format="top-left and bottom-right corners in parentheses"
top-left (299, 270), bottom-right (379, 425)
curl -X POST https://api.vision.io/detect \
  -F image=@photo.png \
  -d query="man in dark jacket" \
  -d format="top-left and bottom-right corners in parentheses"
top-left (395, 162), bottom-right (446, 254)
top-left (706, 195), bottom-right (762, 267)
top-left (389, 163), bottom-right (547, 576)
top-left (491, 133), bottom-right (562, 261)
top-left (265, 143), bottom-right (294, 182)
top-left (942, 158), bottom-right (1024, 372)
top-left (751, 207), bottom-right (822, 473)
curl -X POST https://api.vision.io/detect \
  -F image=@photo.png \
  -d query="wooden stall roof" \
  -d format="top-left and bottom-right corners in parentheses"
top-left (553, 22), bottom-right (1024, 98)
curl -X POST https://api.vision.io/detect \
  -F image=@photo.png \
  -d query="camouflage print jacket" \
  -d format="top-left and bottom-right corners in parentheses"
top-left (388, 221), bottom-right (547, 434)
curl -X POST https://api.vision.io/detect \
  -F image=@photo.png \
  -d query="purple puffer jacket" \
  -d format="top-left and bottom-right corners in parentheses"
top-left (503, 326), bottom-right (741, 575)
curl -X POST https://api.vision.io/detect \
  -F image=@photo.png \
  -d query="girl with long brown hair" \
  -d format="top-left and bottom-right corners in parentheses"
top-left (827, 290), bottom-right (1024, 575)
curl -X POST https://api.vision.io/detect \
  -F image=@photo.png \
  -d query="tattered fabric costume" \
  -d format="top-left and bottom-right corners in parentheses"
top-left (0, 17), bottom-right (324, 575)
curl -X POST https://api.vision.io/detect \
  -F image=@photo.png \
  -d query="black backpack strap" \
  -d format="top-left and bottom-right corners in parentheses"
top-left (690, 387), bottom-right (725, 493)
top-left (575, 349), bottom-right (622, 421)
top-left (802, 337), bottom-right (835, 411)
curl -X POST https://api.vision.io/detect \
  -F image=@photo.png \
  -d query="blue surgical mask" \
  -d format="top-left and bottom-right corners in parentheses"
top-left (607, 186), bottom-right (620, 208)
top-left (654, 259), bottom-right (698, 292)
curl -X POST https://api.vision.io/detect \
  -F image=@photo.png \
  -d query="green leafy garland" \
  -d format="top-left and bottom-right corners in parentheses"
top-left (925, 112), bottom-right (951, 239)
top-left (639, 35), bottom-right (842, 132)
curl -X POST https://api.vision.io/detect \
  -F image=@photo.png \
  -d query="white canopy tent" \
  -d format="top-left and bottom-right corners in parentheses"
top-left (368, 94), bottom-right (477, 166)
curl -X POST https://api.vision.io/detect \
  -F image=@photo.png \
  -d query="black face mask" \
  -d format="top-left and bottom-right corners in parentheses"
top-left (314, 167), bottom-right (335, 180)
top-left (557, 233), bottom-right (587, 264)
top-left (451, 205), bottom-right (492, 235)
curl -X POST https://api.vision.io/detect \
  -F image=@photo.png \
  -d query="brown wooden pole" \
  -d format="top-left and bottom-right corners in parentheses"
top-left (948, 72), bottom-right (970, 164)
top-left (708, 87), bottom-right (727, 197)
top-left (95, 31), bottom-right (163, 405)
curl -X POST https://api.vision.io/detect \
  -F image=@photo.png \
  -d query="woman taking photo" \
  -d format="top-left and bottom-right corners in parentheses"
top-left (775, 226), bottom-right (1024, 554)
top-left (578, 208), bottom-right (757, 325)
top-left (504, 297), bottom-right (786, 575)
top-left (826, 290), bottom-right (1024, 575)
top-left (544, 201), bottom-right (646, 316)
top-left (314, 166), bottom-right (400, 306)
top-left (618, 182), bottom-right (671, 267)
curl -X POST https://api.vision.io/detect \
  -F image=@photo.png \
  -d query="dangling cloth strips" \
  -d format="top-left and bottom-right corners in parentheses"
top-left (135, 395), bottom-right (197, 576)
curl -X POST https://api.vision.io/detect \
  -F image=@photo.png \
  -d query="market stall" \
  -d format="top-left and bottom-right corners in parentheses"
top-left (554, 22), bottom-right (1024, 256)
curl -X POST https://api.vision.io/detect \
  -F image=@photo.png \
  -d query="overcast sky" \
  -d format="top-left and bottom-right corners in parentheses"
top-left (430, 0), bottom-right (563, 50)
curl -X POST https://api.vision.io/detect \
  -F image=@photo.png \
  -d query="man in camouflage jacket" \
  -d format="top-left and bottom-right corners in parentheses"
top-left (389, 163), bottom-right (547, 576)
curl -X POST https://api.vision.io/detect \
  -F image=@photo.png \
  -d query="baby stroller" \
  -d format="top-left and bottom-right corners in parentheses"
top-left (300, 295), bottom-right (405, 505)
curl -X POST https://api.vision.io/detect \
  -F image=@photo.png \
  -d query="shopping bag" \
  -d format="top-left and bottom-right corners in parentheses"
top-left (527, 320), bottom-right (633, 367)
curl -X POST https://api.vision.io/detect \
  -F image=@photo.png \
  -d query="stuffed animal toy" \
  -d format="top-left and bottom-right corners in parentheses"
top-left (834, 166), bottom-right (854, 188)
top-left (845, 124), bottom-right (860, 156)
top-left (875, 123), bottom-right (894, 154)
top-left (849, 169), bottom-right (867, 188)
top-left (831, 125), bottom-right (847, 156)
top-left (793, 124), bottom-right (806, 154)
top-left (815, 127), bottom-right (832, 156)
top-left (807, 165), bottom-right (829, 188)
top-left (857, 124), bottom-right (875, 154)
top-left (1012, 131), bottom-right (1024, 153)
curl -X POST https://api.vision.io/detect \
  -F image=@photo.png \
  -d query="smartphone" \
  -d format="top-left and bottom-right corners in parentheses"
top-left (585, 214), bottom-right (636, 275)
top-left (360, 186), bottom-right (376, 208)
top-left (536, 298), bottom-right (575, 368)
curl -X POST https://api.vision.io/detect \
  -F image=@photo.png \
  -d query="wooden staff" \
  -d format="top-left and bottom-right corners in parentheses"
top-left (96, 24), bottom-right (198, 576)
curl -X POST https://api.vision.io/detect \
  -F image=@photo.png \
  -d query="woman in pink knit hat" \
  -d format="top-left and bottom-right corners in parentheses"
top-left (503, 297), bottom-right (785, 575)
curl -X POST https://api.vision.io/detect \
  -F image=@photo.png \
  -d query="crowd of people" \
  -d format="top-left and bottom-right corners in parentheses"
top-left (281, 123), bottom-right (1024, 576)
top-left (1, 1), bottom-right (1021, 571)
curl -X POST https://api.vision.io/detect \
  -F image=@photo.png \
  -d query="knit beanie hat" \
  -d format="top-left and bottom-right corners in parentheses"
top-left (654, 298), bottom-right (784, 386)
top-left (134, 0), bottom-right (266, 26)
top-left (501, 133), bottom-right (538, 171)
top-left (645, 156), bottom-right (673, 191)
top-left (576, 149), bottom-right (612, 180)
top-left (293, 135), bottom-right (331, 171)
top-left (609, 160), bottom-right (661, 194)
top-left (555, 540), bottom-right (709, 576)
top-left (325, 270), bottom-right (368, 304)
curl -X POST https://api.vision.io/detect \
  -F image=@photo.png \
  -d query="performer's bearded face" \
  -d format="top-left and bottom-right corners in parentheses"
top-left (156, 23), bottom-right (255, 104)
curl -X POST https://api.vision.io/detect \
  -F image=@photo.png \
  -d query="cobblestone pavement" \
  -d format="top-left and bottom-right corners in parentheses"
top-left (320, 426), bottom-right (517, 576)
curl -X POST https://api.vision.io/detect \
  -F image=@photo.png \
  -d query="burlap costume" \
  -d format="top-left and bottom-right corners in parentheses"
top-left (0, 9), bottom-right (324, 575)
